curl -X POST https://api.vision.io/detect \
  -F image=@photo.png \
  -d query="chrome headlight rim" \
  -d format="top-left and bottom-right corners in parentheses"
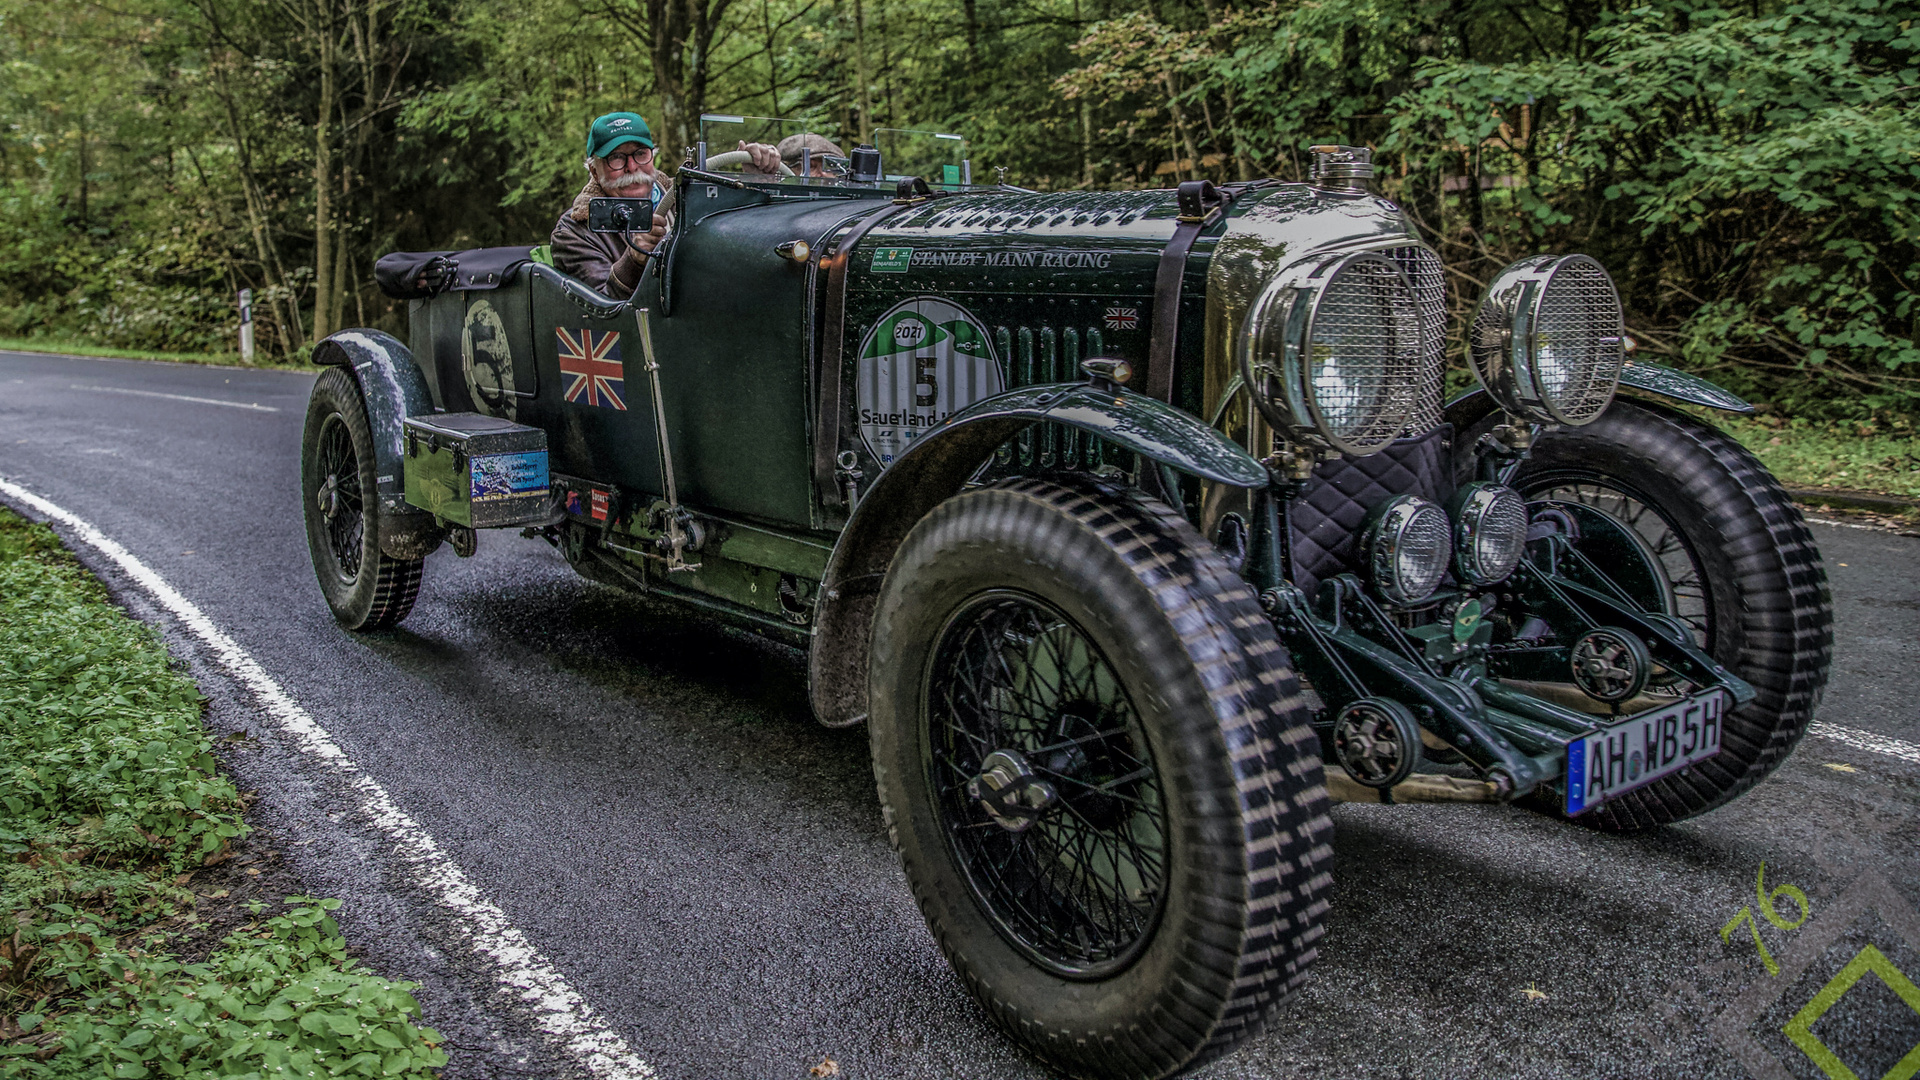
top-left (1240, 249), bottom-right (1422, 456)
top-left (1447, 481), bottom-right (1529, 587)
top-left (1361, 494), bottom-right (1452, 606)
top-left (1468, 254), bottom-right (1625, 427)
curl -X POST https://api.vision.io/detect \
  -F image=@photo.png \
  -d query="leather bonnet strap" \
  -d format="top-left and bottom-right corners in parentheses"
top-left (1144, 179), bottom-right (1227, 403)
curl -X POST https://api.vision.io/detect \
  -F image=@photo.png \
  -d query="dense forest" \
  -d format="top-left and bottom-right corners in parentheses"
top-left (0, 0), bottom-right (1914, 415)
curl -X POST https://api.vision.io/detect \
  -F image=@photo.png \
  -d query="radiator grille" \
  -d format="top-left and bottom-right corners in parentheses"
top-left (987, 323), bottom-right (1113, 474)
top-left (1386, 245), bottom-right (1447, 435)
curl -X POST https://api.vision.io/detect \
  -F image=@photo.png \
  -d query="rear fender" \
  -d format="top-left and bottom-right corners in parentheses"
top-left (808, 382), bottom-right (1266, 727)
top-left (312, 329), bottom-right (446, 560)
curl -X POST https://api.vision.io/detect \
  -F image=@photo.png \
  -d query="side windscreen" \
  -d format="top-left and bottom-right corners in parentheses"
top-left (871, 128), bottom-right (970, 188)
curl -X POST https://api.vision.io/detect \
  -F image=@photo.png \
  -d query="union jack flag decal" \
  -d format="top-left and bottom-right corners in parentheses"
top-left (556, 328), bottom-right (626, 410)
top-left (1104, 306), bottom-right (1139, 330)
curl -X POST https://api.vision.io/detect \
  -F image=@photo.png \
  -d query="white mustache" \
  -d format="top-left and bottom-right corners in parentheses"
top-left (602, 171), bottom-right (649, 192)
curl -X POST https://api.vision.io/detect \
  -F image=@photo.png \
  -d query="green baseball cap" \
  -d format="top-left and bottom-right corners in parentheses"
top-left (586, 112), bottom-right (654, 158)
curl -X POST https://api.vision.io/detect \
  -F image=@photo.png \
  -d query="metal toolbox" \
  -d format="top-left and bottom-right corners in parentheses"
top-left (402, 412), bottom-right (550, 528)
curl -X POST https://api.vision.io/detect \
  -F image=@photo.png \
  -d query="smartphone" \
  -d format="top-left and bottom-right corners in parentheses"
top-left (587, 197), bottom-right (655, 235)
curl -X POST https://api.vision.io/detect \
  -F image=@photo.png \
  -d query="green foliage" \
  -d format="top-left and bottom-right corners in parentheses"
top-left (1392, 0), bottom-right (1920, 408)
top-left (1, 0), bottom-right (1915, 414)
top-left (6, 899), bottom-right (447, 1080)
top-left (0, 561), bottom-right (244, 872)
top-left (0, 512), bottom-right (443, 1077)
top-left (1718, 412), bottom-right (1920, 498)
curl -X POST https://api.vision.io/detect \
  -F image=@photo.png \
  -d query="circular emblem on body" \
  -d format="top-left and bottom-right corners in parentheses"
top-left (855, 296), bottom-right (1001, 469)
top-left (461, 298), bottom-right (515, 420)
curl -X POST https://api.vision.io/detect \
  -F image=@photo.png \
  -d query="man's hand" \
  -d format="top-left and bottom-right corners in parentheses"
top-left (740, 139), bottom-right (783, 174)
top-left (626, 213), bottom-right (669, 256)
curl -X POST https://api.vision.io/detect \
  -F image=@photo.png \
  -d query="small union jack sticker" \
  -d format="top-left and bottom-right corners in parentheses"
top-left (556, 328), bottom-right (626, 410)
top-left (1104, 306), bottom-right (1139, 330)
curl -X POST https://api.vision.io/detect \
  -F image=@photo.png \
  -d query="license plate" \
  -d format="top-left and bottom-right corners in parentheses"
top-left (1564, 690), bottom-right (1730, 815)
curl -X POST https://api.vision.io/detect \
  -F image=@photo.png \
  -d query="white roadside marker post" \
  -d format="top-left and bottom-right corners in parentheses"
top-left (237, 288), bottom-right (254, 363)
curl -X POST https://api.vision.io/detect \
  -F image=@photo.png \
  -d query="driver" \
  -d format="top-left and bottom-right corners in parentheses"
top-left (549, 112), bottom-right (674, 300)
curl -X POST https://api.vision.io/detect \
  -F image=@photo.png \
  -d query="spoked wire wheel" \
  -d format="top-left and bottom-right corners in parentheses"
top-left (300, 366), bottom-right (425, 630)
top-left (1521, 478), bottom-right (1710, 648)
top-left (1510, 398), bottom-right (1832, 830)
top-left (869, 477), bottom-right (1331, 1080)
top-left (927, 591), bottom-right (1166, 978)
top-left (313, 414), bottom-right (367, 584)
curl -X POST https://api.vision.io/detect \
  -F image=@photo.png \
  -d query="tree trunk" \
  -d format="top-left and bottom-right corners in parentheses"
top-left (77, 115), bottom-right (87, 226)
top-left (762, 0), bottom-right (780, 111)
top-left (1081, 99), bottom-right (1094, 187)
top-left (331, 225), bottom-right (349, 334)
top-left (852, 0), bottom-right (872, 140)
top-left (312, 0), bottom-right (339, 343)
top-left (1163, 71), bottom-right (1201, 182)
top-left (212, 58), bottom-right (303, 352)
top-left (1465, 145), bottom-right (1486, 258)
top-left (1194, 0), bottom-right (1251, 180)
top-left (647, 2), bottom-right (690, 156)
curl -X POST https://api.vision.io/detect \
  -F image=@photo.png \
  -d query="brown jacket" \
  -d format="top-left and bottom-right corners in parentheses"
top-left (549, 177), bottom-right (663, 300)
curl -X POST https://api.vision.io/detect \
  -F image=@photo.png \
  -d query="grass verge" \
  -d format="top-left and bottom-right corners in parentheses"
top-left (0, 337), bottom-right (310, 373)
top-left (0, 508), bottom-right (446, 1078)
top-left (1714, 412), bottom-right (1920, 503)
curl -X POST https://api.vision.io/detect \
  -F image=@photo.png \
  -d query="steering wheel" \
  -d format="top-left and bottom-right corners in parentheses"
top-left (702, 150), bottom-right (796, 177)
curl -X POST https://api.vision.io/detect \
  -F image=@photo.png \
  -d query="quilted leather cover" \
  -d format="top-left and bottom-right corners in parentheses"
top-left (1287, 426), bottom-right (1454, 598)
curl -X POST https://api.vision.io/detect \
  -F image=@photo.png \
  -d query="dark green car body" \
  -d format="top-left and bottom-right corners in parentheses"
top-left (306, 159), bottom-right (1829, 1078)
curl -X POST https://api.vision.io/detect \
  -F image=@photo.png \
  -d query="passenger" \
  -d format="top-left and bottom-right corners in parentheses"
top-left (739, 133), bottom-right (847, 179)
top-left (550, 111), bottom-right (671, 300)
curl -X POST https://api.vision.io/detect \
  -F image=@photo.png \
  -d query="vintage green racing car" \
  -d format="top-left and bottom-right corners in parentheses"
top-left (300, 128), bottom-right (1833, 1079)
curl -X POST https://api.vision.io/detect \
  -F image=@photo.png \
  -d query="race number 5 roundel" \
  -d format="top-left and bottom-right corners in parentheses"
top-left (855, 297), bottom-right (1003, 469)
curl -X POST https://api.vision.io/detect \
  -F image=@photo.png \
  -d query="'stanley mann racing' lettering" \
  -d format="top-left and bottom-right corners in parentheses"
top-left (909, 250), bottom-right (1113, 269)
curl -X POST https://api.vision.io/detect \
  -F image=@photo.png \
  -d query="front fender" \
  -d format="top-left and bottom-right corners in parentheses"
top-left (312, 329), bottom-right (446, 560)
top-left (807, 381), bottom-right (1266, 728)
top-left (1618, 359), bottom-right (1753, 413)
top-left (1443, 359), bottom-right (1753, 429)
top-left (952, 383), bottom-right (1270, 488)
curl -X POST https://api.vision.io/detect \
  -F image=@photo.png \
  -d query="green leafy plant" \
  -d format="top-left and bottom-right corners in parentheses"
top-left (0, 512), bottom-right (444, 1077)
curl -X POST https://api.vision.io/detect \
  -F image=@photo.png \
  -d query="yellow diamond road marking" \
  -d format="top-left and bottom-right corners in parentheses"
top-left (1782, 944), bottom-right (1920, 1080)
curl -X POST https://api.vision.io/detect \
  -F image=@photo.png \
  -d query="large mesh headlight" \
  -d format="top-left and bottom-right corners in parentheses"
top-left (1468, 255), bottom-right (1625, 426)
top-left (1241, 251), bottom-right (1422, 455)
top-left (1448, 482), bottom-right (1529, 586)
top-left (1361, 495), bottom-right (1451, 605)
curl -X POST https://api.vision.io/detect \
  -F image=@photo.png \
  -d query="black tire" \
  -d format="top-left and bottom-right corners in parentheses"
top-left (301, 367), bottom-right (424, 630)
top-left (1513, 398), bottom-right (1833, 831)
top-left (869, 477), bottom-right (1331, 1080)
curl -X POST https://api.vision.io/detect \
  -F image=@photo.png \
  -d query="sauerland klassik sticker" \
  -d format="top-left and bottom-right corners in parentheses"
top-left (855, 297), bottom-right (1003, 469)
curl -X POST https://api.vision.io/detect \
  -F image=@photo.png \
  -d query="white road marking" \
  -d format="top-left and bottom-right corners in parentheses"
top-left (0, 477), bottom-right (655, 1080)
top-left (69, 383), bottom-right (279, 412)
top-left (1808, 722), bottom-right (1920, 767)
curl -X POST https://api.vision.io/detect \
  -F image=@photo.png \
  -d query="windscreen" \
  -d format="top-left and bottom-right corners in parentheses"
top-left (871, 128), bottom-right (970, 188)
top-left (696, 114), bottom-right (850, 185)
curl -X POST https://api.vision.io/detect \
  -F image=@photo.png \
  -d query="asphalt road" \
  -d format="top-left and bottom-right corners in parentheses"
top-left (4, 349), bottom-right (1918, 1080)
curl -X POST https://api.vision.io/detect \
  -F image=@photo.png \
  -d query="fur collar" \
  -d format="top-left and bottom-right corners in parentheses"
top-left (567, 177), bottom-right (608, 222)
